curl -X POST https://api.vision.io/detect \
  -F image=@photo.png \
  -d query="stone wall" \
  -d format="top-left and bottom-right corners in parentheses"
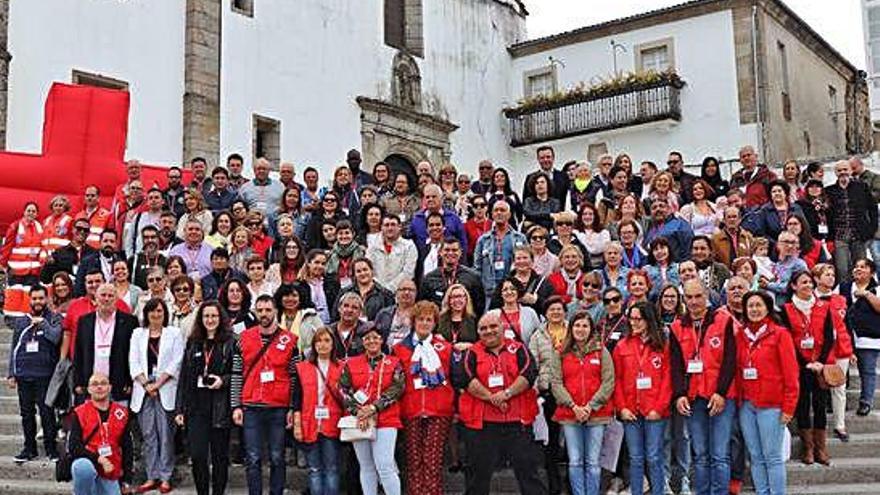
top-left (0, 0), bottom-right (10, 150)
top-left (183, 0), bottom-right (221, 167)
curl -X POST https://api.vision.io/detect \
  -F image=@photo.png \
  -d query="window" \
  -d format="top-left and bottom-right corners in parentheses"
top-left (232, 0), bottom-right (253, 17)
top-left (524, 68), bottom-right (556, 97)
top-left (71, 70), bottom-right (129, 91)
top-left (635, 38), bottom-right (674, 72)
top-left (778, 41), bottom-right (791, 121)
top-left (384, 0), bottom-right (423, 57)
top-left (252, 114), bottom-right (280, 170)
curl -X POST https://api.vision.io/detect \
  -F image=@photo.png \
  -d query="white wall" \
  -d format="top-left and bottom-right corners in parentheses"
top-left (6, 0), bottom-right (186, 164)
top-left (220, 0), bottom-right (524, 183)
top-left (509, 10), bottom-right (758, 184)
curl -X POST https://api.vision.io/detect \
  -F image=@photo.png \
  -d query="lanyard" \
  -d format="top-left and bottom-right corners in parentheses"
top-left (635, 338), bottom-right (652, 375)
top-left (96, 316), bottom-right (114, 343)
top-left (148, 339), bottom-right (160, 359)
top-left (203, 341), bottom-right (215, 375)
top-left (743, 324), bottom-right (768, 365)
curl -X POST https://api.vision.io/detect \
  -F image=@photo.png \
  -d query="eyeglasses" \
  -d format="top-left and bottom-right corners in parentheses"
top-left (667, 160), bottom-right (681, 165)
top-left (556, 221), bottom-right (573, 227)
top-left (530, 236), bottom-right (546, 241)
top-left (323, 198), bottom-right (337, 203)
top-left (147, 277), bottom-right (163, 283)
top-left (173, 286), bottom-right (191, 293)
top-left (586, 282), bottom-right (602, 289)
top-left (397, 287), bottom-right (416, 293)
top-left (75, 226), bottom-right (90, 232)
top-left (603, 296), bottom-right (622, 304)
top-left (472, 203), bottom-right (487, 208)
top-left (628, 315), bottom-right (644, 321)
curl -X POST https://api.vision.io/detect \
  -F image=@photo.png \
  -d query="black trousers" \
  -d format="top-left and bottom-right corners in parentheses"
top-left (464, 423), bottom-right (548, 495)
top-left (187, 415), bottom-right (230, 495)
top-left (796, 367), bottom-right (829, 430)
top-left (540, 392), bottom-right (563, 494)
top-left (17, 376), bottom-right (58, 454)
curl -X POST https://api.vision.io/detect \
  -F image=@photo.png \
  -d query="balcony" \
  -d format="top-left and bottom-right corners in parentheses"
top-left (504, 76), bottom-right (685, 147)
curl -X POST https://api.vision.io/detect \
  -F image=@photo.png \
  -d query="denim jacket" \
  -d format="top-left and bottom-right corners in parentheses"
top-left (473, 227), bottom-right (527, 295)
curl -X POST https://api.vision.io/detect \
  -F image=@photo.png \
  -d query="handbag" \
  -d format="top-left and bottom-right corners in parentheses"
top-left (817, 363), bottom-right (846, 389)
top-left (55, 424), bottom-right (100, 482)
top-left (338, 357), bottom-right (384, 442)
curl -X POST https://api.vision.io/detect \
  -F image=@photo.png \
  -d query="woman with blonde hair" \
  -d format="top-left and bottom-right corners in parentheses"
top-left (647, 170), bottom-right (679, 213)
top-left (228, 226), bottom-right (254, 273)
top-left (176, 188), bottom-right (213, 239)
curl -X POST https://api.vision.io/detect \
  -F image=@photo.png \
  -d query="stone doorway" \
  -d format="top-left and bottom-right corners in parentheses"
top-left (384, 153), bottom-right (417, 189)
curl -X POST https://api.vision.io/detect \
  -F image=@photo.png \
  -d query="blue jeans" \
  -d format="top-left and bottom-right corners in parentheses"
top-left (664, 408), bottom-right (690, 493)
top-left (871, 240), bottom-right (880, 276)
top-left (243, 407), bottom-right (288, 495)
top-left (562, 423), bottom-right (605, 495)
top-left (623, 418), bottom-right (667, 495)
top-left (72, 457), bottom-right (121, 495)
top-left (689, 398), bottom-right (735, 495)
top-left (303, 434), bottom-right (341, 495)
top-left (352, 427), bottom-right (400, 495)
top-left (738, 401), bottom-right (785, 495)
top-left (856, 348), bottom-right (879, 408)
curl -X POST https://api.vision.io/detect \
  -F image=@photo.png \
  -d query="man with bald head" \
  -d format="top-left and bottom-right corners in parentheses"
top-left (473, 200), bottom-right (527, 305)
top-left (729, 145), bottom-right (776, 209)
top-left (239, 157), bottom-right (285, 217)
top-left (452, 312), bottom-right (546, 494)
top-left (73, 283), bottom-right (138, 404)
top-left (409, 183), bottom-right (467, 249)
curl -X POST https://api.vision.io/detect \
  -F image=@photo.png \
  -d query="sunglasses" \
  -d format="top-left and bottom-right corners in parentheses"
top-left (173, 286), bottom-right (191, 293)
top-left (147, 277), bottom-right (163, 283)
top-left (530, 235), bottom-right (546, 241)
top-left (603, 296), bottom-right (622, 304)
top-left (556, 221), bottom-right (573, 227)
top-left (585, 282), bottom-right (602, 289)
top-left (472, 203), bottom-right (487, 208)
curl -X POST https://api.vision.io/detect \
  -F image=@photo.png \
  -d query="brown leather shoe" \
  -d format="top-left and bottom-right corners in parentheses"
top-left (814, 429), bottom-right (831, 465)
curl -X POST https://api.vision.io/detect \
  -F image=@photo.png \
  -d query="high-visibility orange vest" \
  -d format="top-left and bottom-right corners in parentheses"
top-left (41, 213), bottom-right (73, 258)
top-left (1, 219), bottom-right (45, 317)
top-left (75, 207), bottom-right (111, 250)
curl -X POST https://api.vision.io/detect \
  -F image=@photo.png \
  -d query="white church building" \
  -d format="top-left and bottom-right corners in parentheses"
top-left (0, 0), bottom-right (870, 187)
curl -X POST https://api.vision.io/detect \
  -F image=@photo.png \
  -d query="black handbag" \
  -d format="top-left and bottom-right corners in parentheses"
top-left (55, 424), bottom-right (99, 482)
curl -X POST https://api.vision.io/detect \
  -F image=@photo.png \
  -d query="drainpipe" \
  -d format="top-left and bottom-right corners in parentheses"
top-left (752, 4), bottom-right (766, 161)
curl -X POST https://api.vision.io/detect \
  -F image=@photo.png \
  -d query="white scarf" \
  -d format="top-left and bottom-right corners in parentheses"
top-left (792, 294), bottom-right (815, 316)
top-left (410, 333), bottom-right (445, 387)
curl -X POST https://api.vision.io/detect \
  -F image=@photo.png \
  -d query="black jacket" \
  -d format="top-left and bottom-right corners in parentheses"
top-left (522, 169), bottom-right (570, 210)
top-left (176, 338), bottom-right (235, 428)
top-left (418, 265), bottom-right (485, 315)
top-left (41, 244), bottom-right (96, 284)
top-left (73, 311), bottom-right (138, 402)
top-left (126, 253), bottom-right (168, 291)
top-left (74, 251), bottom-right (123, 297)
top-left (335, 283), bottom-right (395, 322)
top-left (825, 181), bottom-right (878, 242)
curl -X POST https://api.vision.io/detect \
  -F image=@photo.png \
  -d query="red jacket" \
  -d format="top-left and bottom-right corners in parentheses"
top-left (75, 207), bottom-right (112, 250)
top-left (612, 335), bottom-right (673, 418)
top-left (670, 310), bottom-right (738, 401)
top-left (240, 327), bottom-right (297, 408)
top-left (464, 218), bottom-right (491, 260)
top-left (735, 320), bottom-right (800, 416)
top-left (782, 299), bottom-right (838, 365)
top-left (74, 400), bottom-right (129, 480)
top-left (553, 349), bottom-right (614, 422)
top-left (393, 337), bottom-right (455, 419)
top-left (820, 294), bottom-right (853, 359)
top-left (344, 354), bottom-right (403, 429)
top-left (546, 270), bottom-right (586, 304)
top-left (250, 231), bottom-right (274, 259)
top-left (0, 219), bottom-right (44, 277)
top-left (458, 339), bottom-right (538, 429)
top-left (295, 360), bottom-right (343, 442)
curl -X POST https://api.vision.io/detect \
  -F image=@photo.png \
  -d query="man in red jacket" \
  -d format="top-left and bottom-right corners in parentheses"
top-left (452, 312), bottom-right (546, 495)
top-left (671, 279), bottom-right (738, 495)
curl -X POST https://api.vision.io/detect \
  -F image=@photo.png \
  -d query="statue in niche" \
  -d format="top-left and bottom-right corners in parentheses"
top-left (392, 52), bottom-right (421, 110)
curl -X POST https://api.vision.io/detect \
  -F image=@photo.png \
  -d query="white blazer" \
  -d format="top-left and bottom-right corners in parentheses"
top-left (129, 325), bottom-right (185, 413)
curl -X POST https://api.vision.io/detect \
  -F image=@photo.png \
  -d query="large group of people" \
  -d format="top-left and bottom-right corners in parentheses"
top-left (1, 145), bottom-right (879, 495)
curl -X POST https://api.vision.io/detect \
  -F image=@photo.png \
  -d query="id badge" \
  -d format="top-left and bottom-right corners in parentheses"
top-left (504, 329), bottom-right (516, 340)
top-left (25, 341), bottom-right (39, 353)
top-left (488, 373), bottom-right (505, 388)
top-left (233, 322), bottom-right (246, 335)
top-left (687, 360), bottom-right (704, 374)
top-left (97, 445), bottom-right (112, 457)
top-left (494, 260), bottom-right (505, 271)
top-left (818, 224), bottom-right (829, 235)
top-left (314, 407), bottom-right (330, 420)
top-left (636, 376), bottom-right (652, 390)
top-left (413, 377), bottom-right (426, 390)
top-left (97, 346), bottom-right (111, 358)
top-left (398, 213), bottom-right (407, 223)
top-left (197, 376), bottom-right (207, 388)
top-left (354, 390), bottom-right (369, 405)
top-left (259, 370), bottom-right (275, 383)
top-left (276, 343), bottom-right (287, 351)
top-left (801, 337), bottom-right (815, 350)
top-left (609, 332), bottom-right (621, 341)
top-left (743, 367), bottom-right (758, 380)
top-left (589, 358), bottom-right (600, 365)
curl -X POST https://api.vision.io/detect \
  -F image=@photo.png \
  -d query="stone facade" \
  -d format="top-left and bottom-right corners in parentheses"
top-left (0, 0), bottom-right (10, 150)
top-left (183, 0), bottom-right (221, 167)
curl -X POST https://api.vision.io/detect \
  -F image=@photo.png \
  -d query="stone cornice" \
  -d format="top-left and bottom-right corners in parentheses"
top-left (356, 96), bottom-right (459, 134)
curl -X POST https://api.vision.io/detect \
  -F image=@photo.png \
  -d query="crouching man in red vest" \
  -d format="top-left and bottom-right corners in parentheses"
top-left (69, 372), bottom-right (133, 495)
top-left (452, 311), bottom-right (548, 495)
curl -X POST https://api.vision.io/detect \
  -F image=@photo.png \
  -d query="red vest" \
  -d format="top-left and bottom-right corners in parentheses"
top-left (458, 340), bottom-right (539, 429)
top-left (240, 327), bottom-right (297, 408)
top-left (553, 350), bottom-right (614, 422)
top-left (75, 207), bottom-right (112, 250)
top-left (670, 310), bottom-right (737, 401)
top-left (1, 219), bottom-right (44, 276)
top-left (783, 300), bottom-right (835, 364)
top-left (735, 321), bottom-right (800, 416)
top-left (295, 360), bottom-right (343, 442)
top-left (612, 335), bottom-right (672, 418)
top-left (392, 337), bottom-right (455, 419)
top-left (345, 354), bottom-right (403, 429)
top-left (41, 213), bottom-right (73, 256)
top-left (74, 400), bottom-right (129, 480)
top-left (823, 294), bottom-right (853, 359)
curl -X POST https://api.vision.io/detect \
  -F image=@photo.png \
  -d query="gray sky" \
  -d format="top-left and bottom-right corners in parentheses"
top-left (526, 0), bottom-right (866, 69)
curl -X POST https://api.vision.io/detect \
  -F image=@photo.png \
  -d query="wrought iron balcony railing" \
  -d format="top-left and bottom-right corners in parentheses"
top-left (504, 79), bottom-right (684, 147)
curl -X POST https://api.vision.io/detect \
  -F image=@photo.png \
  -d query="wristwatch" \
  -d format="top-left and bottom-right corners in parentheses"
top-left (503, 388), bottom-right (512, 399)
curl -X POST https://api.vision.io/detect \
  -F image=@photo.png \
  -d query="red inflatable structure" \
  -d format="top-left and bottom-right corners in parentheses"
top-left (0, 83), bottom-right (189, 231)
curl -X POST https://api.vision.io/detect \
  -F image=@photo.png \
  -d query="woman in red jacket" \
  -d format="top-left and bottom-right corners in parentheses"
top-left (293, 327), bottom-right (344, 495)
top-left (613, 301), bottom-right (672, 495)
top-left (552, 310), bottom-right (615, 495)
top-left (782, 270), bottom-right (837, 465)
top-left (339, 326), bottom-right (405, 495)
top-left (392, 301), bottom-right (454, 495)
top-left (737, 290), bottom-right (799, 495)
top-left (785, 214), bottom-right (825, 269)
top-left (812, 262), bottom-right (854, 441)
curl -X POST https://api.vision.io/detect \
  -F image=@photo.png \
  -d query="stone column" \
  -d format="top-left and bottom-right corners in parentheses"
top-left (182, 0), bottom-right (221, 167)
top-left (0, 0), bottom-right (11, 150)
